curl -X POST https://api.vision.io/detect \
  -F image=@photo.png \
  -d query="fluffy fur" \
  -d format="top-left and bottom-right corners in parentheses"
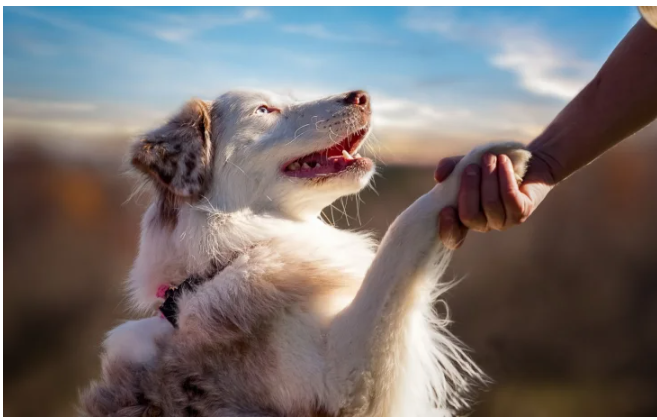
top-left (80, 89), bottom-right (531, 416)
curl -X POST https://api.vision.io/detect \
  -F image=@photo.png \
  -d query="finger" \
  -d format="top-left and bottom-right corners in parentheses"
top-left (439, 207), bottom-right (468, 249)
top-left (434, 156), bottom-right (464, 183)
top-left (458, 164), bottom-right (489, 232)
top-left (480, 153), bottom-right (506, 230)
top-left (498, 154), bottom-right (530, 226)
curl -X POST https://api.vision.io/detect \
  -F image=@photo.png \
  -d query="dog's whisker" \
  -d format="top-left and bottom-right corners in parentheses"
top-left (329, 204), bottom-right (336, 226)
top-left (287, 123), bottom-right (312, 145)
top-left (314, 118), bottom-right (328, 132)
top-left (319, 210), bottom-right (334, 227)
top-left (354, 194), bottom-right (362, 226)
top-left (340, 197), bottom-right (350, 227)
top-left (328, 203), bottom-right (350, 225)
top-left (226, 159), bottom-right (246, 175)
top-left (328, 126), bottom-right (340, 142)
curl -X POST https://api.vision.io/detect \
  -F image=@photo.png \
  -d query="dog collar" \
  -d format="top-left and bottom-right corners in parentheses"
top-left (158, 258), bottom-right (231, 328)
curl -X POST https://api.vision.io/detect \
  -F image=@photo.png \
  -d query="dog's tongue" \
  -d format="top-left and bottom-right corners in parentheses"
top-left (282, 126), bottom-right (368, 178)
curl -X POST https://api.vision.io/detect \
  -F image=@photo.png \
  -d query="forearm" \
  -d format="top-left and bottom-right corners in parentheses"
top-left (529, 18), bottom-right (657, 183)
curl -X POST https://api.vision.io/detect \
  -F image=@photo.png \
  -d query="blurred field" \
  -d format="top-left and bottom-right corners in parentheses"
top-left (3, 126), bottom-right (657, 416)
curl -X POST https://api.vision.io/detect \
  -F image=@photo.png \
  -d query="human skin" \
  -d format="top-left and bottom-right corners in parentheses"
top-left (435, 18), bottom-right (657, 249)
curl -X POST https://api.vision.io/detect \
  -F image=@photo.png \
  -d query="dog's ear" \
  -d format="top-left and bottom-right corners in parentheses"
top-left (131, 98), bottom-right (213, 198)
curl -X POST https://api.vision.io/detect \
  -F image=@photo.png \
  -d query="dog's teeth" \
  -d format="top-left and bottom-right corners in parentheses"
top-left (313, 162), bottom-right (321, 168)
top-left (288, 162), bottom-right (300, 171)
top-left (301, 162), bottom-right (311, 170)
top-left (354, 153), bottom-right (362, 158)
top-left (342, 150), bottom-right (353, 160)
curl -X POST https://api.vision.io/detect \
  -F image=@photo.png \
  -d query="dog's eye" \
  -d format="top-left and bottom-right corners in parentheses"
top-left (255, 105), bottom-right (272, 115)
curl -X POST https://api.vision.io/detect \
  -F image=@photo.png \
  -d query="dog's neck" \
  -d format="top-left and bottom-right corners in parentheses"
top-left (204, 192), bottom-right (332, 223)
top-left (205, 163), bottom-right (349, 222)
top-left (127, 202), bottom-right (331, 312)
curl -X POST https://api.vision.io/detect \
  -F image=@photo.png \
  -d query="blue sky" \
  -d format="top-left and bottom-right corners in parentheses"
top-left (3, 6), bottom-right (641, 163)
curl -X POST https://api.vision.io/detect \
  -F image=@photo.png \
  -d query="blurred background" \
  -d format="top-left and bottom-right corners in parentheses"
top-left (4, 6), bottom-right (657, 416)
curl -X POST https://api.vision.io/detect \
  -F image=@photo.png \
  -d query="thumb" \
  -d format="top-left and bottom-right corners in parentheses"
top-left (438, 207), bottom-right (468, 249)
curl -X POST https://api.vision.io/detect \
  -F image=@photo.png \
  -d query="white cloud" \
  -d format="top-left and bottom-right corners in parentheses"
top-left (402, 8), bottom-right (460, 38)
top-left (403, 8), bottom-right (595, 101)
top-left (370, 94), bottom-right (471, 129)
top-left (279, 23), bottom-right (398, 46)
top-left (3, 97), bottom-right (166, 143)
top-left (7, 7), bottom-right (144, 57)
top-left (133, 8), bottom-right (269, 44)
top-left (8, 7), bottom-right (96, 35)
top-left (280, 24), bottom-right (341, 40)
top-left (7, 7), bottom-right (268, 47)
top-left (11, 33), bottom-right (61, 57)
top-left (4, 98), bottom-right (98, 116)
top-left (490, 28), bottom-right (594, 100)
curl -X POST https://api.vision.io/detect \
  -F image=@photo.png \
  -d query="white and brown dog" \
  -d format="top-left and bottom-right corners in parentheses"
top-left (80, 89), bottom-right (531, 416)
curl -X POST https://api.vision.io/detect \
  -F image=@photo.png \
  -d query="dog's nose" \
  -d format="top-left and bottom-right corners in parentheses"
top-left (344, 90), bottom-right (369, 108)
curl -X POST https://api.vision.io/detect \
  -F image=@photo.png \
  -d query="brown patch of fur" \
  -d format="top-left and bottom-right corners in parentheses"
top-left (131, 98), bottom-right (215, 228)
top-left (155, 190), bottom-right (182, 229)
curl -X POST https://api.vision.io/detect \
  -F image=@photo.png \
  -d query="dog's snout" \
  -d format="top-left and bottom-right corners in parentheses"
top-left (344, 90), bottom-right (369, 109)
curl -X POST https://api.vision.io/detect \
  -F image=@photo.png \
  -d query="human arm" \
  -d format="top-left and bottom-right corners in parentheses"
top-left (437, 18), bottom-right (657, 248)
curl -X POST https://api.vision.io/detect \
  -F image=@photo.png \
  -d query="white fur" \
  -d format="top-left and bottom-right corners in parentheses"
top-left (103, 316), bottom-right (174, 367)
top-left (107, 89), bottom-right (531, 416)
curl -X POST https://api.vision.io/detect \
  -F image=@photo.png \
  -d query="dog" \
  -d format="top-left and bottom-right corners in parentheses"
top-left (80, 89), bottom-right (531, 416)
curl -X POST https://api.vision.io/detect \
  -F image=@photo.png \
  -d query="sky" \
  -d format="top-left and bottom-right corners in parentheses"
top-left (3, 6), bottom-right (642, 163)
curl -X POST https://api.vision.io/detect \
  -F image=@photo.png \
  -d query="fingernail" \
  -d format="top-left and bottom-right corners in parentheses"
top-left (498, 154), bottom-right (508, 164)
top-left (483, 153), bottom-right (496, 168)
top-left (465, 164), bottom-right (479, 177)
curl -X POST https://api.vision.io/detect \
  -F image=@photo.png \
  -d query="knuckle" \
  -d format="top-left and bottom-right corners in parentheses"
top-left (464, 215), bottom-right (487, 231)
top-left (487, 216), bottom-right (505, 230)
top-left (460, 216), bottom-right (476, 228)
top-left (459, 207), bottom-right (478, 224)
top-left (472, 224), bottom-right (490, 233)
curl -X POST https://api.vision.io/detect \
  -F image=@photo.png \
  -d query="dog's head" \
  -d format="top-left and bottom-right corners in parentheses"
top-left (131, 89), bottom-right (374, 222)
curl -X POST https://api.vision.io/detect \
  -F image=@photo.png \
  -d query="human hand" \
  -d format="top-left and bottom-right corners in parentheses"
top-left (434, 151), bottom-right (556, 249)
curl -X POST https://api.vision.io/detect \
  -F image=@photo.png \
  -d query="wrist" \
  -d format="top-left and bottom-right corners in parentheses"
top-left (526, 135), bottom-right (566, 185)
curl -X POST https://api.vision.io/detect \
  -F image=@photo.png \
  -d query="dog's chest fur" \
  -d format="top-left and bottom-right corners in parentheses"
top-left (83, 213), bottom-right (381, 416)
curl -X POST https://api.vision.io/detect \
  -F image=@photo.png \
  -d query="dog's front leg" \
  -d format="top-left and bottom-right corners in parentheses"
top-left (326, 143), bottom-right (531, 415)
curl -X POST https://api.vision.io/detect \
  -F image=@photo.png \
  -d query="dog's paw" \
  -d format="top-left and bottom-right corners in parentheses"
top-left (102, 316), bottom-right (173, 367)
top-left (462, 142), bottom-right (532, 184)
top-left (476, 142), bottom-right (532, 184)
top-left (436, 141), bottom-right (532, 205)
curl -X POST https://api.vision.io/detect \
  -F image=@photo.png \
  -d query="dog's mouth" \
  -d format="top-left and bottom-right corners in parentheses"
top-left (282, 126), bottom-right (371, 179)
